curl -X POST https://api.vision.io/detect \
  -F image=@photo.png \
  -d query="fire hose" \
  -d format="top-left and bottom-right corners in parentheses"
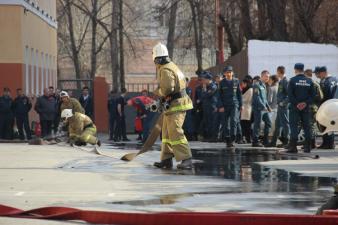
top-left (1, 204), bottom-right (338, 225)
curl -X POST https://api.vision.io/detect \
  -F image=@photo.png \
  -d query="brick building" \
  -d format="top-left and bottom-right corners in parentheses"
top-left (0, 0), bottom-right (57, 96)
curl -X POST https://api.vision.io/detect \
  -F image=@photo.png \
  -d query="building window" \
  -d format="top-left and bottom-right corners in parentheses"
top-left (25, 46), bottom-right (29, 95)
top-left (30, 48), bottom-right (34, 95)
top-left (45, 54), bottom-right (49, 87)
top-left (35, 49), bottom-right (39, 95)
top-left (41, 52), bottom-right (44, 92)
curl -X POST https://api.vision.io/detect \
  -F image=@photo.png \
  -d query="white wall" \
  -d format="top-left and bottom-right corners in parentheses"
top-left (248, 40), bottom-right (338, 79)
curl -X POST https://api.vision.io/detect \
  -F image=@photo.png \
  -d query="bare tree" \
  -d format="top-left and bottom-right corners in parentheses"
top-left (119, 0), bottom-right (125, 90)
top-left (293, 0), bottom-right (323, 42)
top-left (266, 0), bottom-right (288, 41)
top-left (189, 0), bottom-right (204, 73)
top-left (111, 0), bottom-right (120, 92)
top-left (167, 1), bottom-right (178, 59)
top-left (58, 0), bottom-right (90, 88)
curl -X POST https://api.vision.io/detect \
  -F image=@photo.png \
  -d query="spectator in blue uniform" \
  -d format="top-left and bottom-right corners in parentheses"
top-left (252, 71), bottom-right (272, 147)
top-left (200, 71), bottom-right (218, 141)
top-left (219, 66), bottom-right (242, 147)
top-left (287, 63), bottom-right (316, 153)
top-left (211, 73), bottom-right (224, 142)
top-left (267, 66), bottom-right (290, 147)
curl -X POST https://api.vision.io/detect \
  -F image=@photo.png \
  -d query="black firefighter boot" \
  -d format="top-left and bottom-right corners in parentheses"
top-left (177, 158), bottom-right (193, 170)
top-left (304, 140), bottom-right (312, 153)
top-left (286, 140), bottom-right (298, 153)
top-left (154, 158), bottom-right (173, 169)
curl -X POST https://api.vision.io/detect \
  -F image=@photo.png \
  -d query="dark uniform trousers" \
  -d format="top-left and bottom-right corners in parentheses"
top-left (289, 106), bottom-right (312, 142)
top-left (224, 106), bottom-right (239, 142)
top-left (16, 115), bottom-right (31, 140)
top-left (212, 111), bottom-right (225, 141)
top-left (270, 105), bottom-right (289, 144)
top-left (252, 110), bottom-right (271, 144)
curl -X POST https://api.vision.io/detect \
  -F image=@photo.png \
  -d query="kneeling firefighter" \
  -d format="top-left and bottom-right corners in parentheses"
top-left (61, 109), bottom-right (101, 146)
top-left (152, 43), bottom-right (194, 170)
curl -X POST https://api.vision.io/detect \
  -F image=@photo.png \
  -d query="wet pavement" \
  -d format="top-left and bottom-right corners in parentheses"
top-left (1, 138), bottom-right (338, 224)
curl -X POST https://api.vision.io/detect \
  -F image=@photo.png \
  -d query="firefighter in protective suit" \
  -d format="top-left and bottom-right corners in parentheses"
top-left (316, 99), bottom-right (338, 135)
top-left (61, 109), bottom-right (101, 146)
top-left (152, 43), bottom-right (194, 170)
top-left (316, 99), bottom-right (338, 214)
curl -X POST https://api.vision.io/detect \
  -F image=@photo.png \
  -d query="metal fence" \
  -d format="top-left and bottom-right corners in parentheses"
top-left (58, 79), bottom-right (93, 98)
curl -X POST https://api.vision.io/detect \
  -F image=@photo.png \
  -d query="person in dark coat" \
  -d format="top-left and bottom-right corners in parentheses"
top-left (13, 88), bottom-right (32, 140)
top-left (0, 87), bottom-right (14, 139)
top-left (115, 88), bottom-right (130, 141)
top-left (79, 86), bottom-right (94, 119)
top-left (49, 86), bottom-right (61, 135)
top-left (34, 88), bottom-right (57, 138)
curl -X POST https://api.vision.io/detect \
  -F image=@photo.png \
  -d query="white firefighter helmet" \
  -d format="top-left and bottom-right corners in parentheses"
top-left (60, 91), bottom-right (69, 98)
top-left (316, 99), bottom-right (338, 134)
top-left (61, 109), bottom-right (73, 119)
top-left (152, 43), bottom-right (168, 61)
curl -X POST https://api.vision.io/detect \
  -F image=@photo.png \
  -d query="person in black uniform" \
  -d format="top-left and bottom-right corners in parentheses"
top-left (0, 88), bottom-right (14, 139)
top-left (79, 86), bottom-right (94, 119)
top-left (219, 66), bottom-right (242, 147)
top-left (108, 90), bottom-right (118, 141)
top-left (13, 88), bottom-right (32, 140)
top-left (287, 63), bottom-right (316, 153)
top-left (317, 66), bottom-right (337, 149)
top-left (116, 88), bottom-right (130, 141)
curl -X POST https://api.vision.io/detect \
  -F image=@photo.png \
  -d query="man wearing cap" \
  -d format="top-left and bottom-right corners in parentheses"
top-left (211, 73), bottom-right (224, 142)
top-left (59, 91), bottom-right (85, 115)
top-left (252, 70), bottom-right (272, 147)
top-left (287, 63), bottom-right (316, 153)
top-left (317, 66), bottom-right (337, 149)
top-left (200, 71), bottom-right (218, 142)
top-left (152, 43), bottom-right (193, 170)
top-left (219, 66), bottom-right (242, 147)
